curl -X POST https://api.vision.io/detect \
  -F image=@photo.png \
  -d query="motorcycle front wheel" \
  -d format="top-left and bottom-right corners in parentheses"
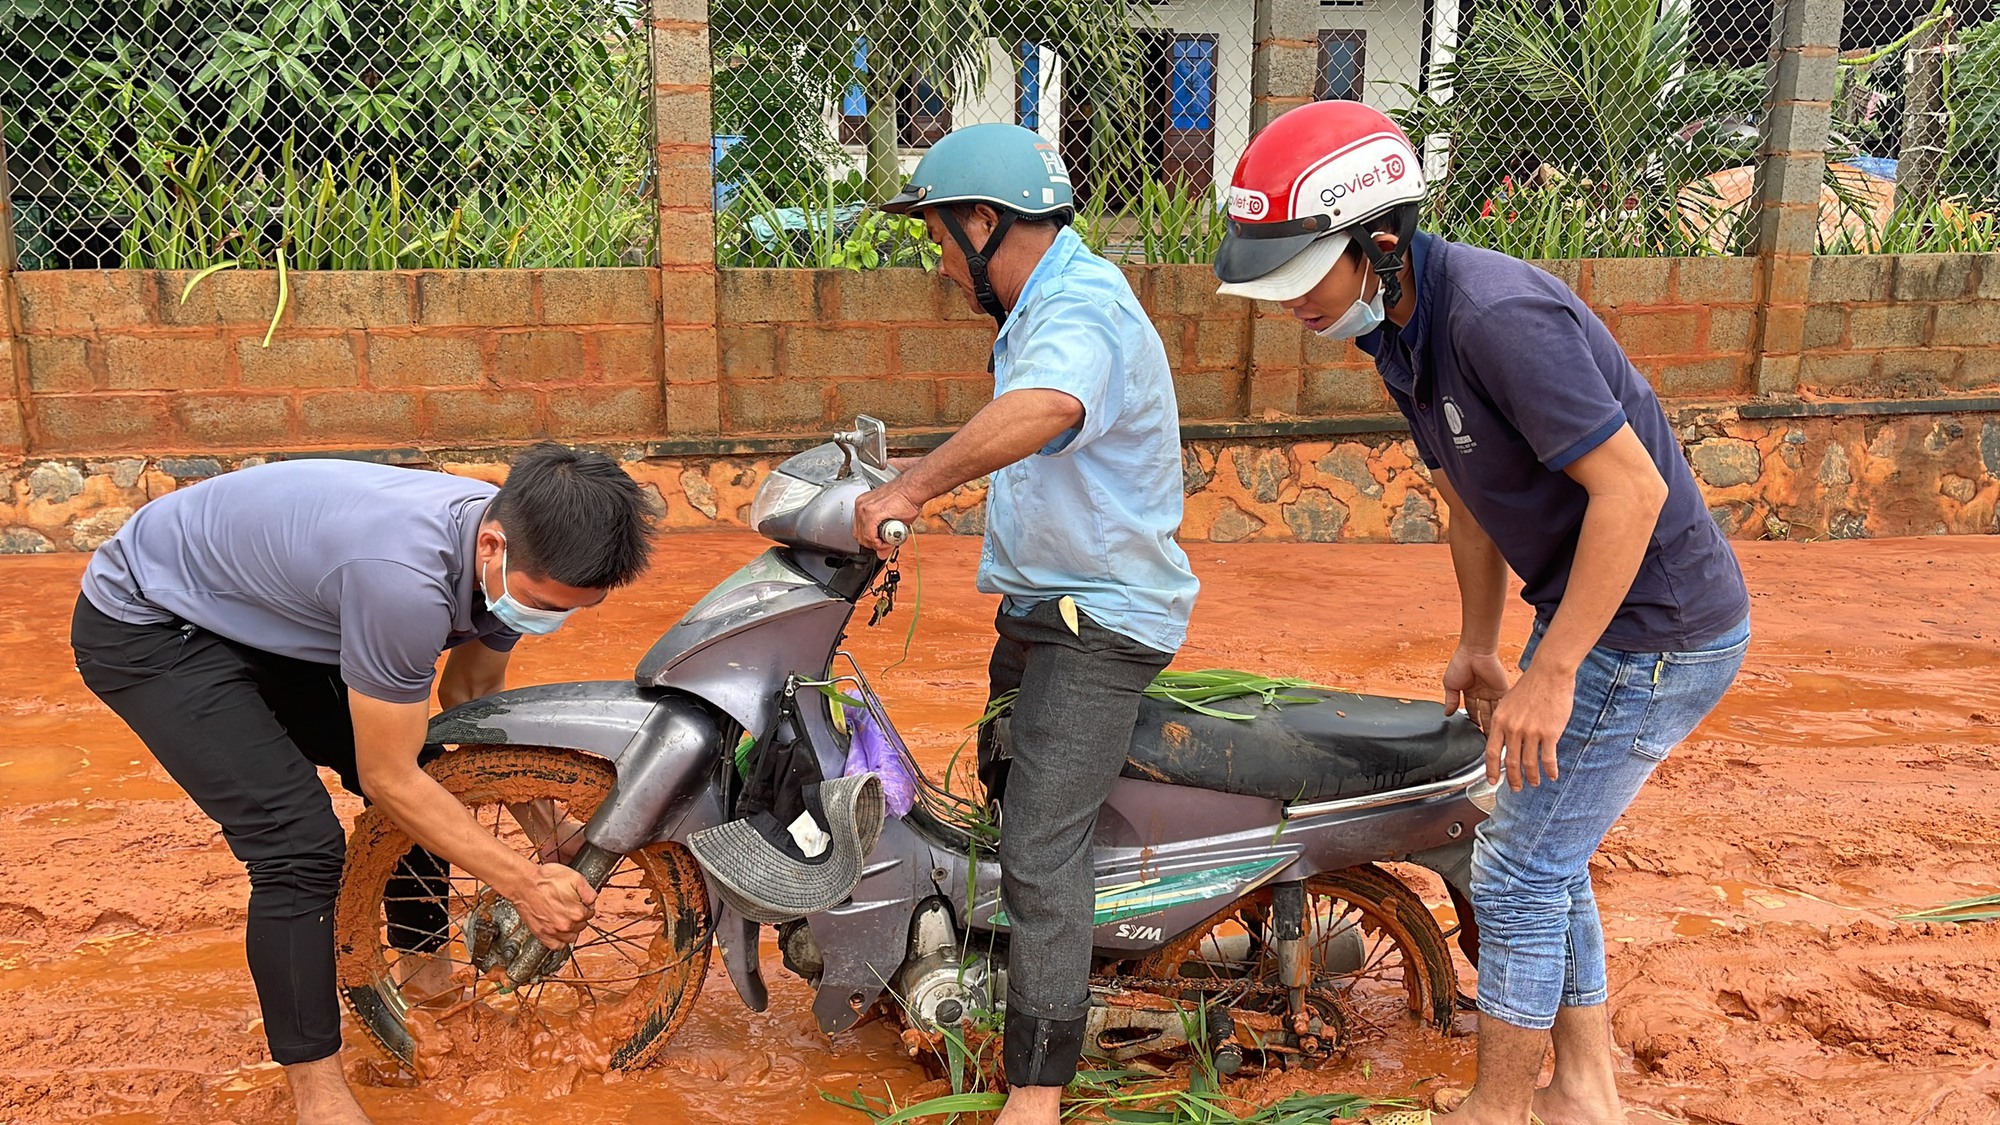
top-left (334, 746), bottom-right (711, 1078)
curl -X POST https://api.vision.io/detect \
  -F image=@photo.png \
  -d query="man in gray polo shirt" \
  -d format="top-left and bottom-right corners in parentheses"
top-left (70, 446), bottom-right (656, 1125)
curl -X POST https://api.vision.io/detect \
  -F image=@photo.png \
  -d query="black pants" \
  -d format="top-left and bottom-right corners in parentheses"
top-left (70, 595), bottom-right (446, 1065)
top-left (980, 600), bottom-right (1173, 1088)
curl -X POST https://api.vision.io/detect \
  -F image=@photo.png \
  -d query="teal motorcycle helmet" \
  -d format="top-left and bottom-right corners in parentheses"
top-left (881, 123), bottom-right (1073, 325)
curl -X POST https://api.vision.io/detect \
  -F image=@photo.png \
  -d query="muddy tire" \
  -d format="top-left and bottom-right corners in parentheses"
top-left (1134, 863), bottom-right (1458, 1040)
top-left (335, 747), bottom-right (711, 1077)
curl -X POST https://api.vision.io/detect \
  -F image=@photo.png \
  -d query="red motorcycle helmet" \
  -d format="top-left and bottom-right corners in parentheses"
top-left (1215, 101), bottom-right (1427, 304)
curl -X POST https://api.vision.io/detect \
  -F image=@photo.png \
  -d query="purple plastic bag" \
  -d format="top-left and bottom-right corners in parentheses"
top-left (843, 704), bottom-right (917, 818)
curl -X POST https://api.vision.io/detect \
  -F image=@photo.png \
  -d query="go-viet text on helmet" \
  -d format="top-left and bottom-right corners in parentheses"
top-left (1214, 101), bottom-right (1427, 306)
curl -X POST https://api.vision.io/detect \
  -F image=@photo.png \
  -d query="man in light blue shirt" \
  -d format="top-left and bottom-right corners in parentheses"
top-left (855, 123), bottom-right (1197, 1123)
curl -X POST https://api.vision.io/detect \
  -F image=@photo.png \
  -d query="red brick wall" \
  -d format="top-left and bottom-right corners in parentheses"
top-left (6, 254), bottom-right (1999, 459)
top-left (715, 269), bottom-right (991, 433)
top-left (710, 256), bottom-right (1786, 436)
top-left (4, 248), bottom-right (1998, 553)
top-left (11, 269), bottom-right (667, 453)
top-left (1801, 256), bottom-right (2000, 395)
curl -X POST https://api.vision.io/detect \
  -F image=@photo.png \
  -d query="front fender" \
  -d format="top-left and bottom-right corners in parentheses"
top-left (429, 681), bottom-right (663, 763)
top-left (430, 681), bottom-right (728, 856)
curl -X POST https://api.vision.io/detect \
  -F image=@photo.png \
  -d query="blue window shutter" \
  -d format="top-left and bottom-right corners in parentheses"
top-left (1169, 38), bottom-right (1216, 131)
top-left (1319, 35), bottom-right (1365, 101)
top-left (844, 38), bottom-right (868, 116)
top-left (915, 76), bottom-right (947, 116)
top-left (1016, 40), bottom-right (1041, 129)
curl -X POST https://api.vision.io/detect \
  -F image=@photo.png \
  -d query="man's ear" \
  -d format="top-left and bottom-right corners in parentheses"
top-left (968, 203), bottom-right (1003, 242)
top-left (475, 524), bottom-right (504, 566)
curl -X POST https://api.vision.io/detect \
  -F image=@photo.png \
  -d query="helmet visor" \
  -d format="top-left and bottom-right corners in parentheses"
top-left (1214, 228), bottom-right (1352, 302)
top-left (880, 181), bottom-right (932, 214)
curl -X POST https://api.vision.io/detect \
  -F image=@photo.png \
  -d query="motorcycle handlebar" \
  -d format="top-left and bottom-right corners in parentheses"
top-left (877, 520), bottom-right (909, 547)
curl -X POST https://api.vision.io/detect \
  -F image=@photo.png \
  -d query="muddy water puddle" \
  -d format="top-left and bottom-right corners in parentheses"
top-left (5, 536), bottom-right (2000, 1121)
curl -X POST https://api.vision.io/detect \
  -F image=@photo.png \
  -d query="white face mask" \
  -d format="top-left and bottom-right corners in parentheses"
top-left (1315, 274), bottom-right (1387, 340)
top-left (481, 535), bottom-right (576, 636)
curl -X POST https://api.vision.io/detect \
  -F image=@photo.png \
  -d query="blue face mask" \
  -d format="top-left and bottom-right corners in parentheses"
top-left (482, 537), bottom-right (576, 636)
top-left (1315, 275), bottom-right (1387, 340)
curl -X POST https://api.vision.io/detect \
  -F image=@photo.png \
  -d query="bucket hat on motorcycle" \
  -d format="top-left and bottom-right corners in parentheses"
top-left (1214, 101), bottom-right (1427, 306)
top-left (881, 122), bottom-right (1073, 325)
top-left (687, 772), bottom-right (886, 925)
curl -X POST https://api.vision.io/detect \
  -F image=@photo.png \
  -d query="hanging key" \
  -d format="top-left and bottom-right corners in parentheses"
top-left (868, 567), bottom-right (901, 626)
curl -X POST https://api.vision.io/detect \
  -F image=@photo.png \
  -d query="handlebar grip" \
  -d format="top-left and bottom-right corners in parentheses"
top-left (878, 520), bottom-right (909, 546)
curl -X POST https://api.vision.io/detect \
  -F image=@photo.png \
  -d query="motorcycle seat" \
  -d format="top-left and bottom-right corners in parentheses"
top-left (1122, 690), bottom-right (1486, 803)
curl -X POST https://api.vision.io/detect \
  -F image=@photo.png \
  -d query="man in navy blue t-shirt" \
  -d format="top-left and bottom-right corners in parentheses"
top-left (1215, 104), bottom-right (1749, 1123)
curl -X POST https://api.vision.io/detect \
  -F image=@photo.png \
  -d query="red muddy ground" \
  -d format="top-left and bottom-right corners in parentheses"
top-left (2, 534), bottom-right (1997, 1123)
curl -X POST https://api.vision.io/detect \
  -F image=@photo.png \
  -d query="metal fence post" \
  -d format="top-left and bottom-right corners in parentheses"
top-left (1252, 0), bottom-right (1320, 134)
top-left (1894, 13), bottom-right (1951, 214)
top-left (652, 0), bottom-right (722, 435)
top-left (0, 119), bottom-right (16, 276)
top-left (1749, 0), bottom-right (1843, 397)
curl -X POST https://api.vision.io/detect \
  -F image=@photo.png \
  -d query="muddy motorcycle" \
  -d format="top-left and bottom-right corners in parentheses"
top-left (334, 416), bottom-right (1492, 1078)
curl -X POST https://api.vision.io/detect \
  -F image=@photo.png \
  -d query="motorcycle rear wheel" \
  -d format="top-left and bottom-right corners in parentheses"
top-left (1133, 863), bottom-right (1457, 1044)
top-left (335, 746), bottom-right (711, 1078)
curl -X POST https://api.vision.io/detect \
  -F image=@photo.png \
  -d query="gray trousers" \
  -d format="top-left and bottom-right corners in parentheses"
top-left (982, 600), bottom-right (1172, 1087)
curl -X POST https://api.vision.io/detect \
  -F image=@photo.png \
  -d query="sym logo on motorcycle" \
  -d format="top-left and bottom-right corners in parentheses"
top-left (333, 416), bottom-right (1495, 1079)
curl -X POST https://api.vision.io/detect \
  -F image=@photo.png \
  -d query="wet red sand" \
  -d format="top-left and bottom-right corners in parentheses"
top-left (3, 533), bottom-right (1998, 1123)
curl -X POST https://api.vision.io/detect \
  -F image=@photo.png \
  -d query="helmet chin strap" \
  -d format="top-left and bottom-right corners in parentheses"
top-left (938, 207), bottom-right (1018, 329)
top-left (1356, 205), bottom-right (1421, 309)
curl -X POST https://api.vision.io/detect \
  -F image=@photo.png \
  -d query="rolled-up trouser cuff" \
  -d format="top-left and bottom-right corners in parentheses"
top-left (1004, 1009), bottom-right (1087, 1089)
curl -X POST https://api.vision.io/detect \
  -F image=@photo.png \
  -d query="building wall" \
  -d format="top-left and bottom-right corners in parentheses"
top-left (815, 0), bottom-right (1428, 194)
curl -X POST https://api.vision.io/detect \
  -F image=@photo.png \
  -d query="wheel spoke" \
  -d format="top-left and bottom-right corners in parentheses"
top-left (571, 928), bottom-right (657, 969)
top-left (1129, 870), bottom-right (1452, 1060)
top-left (342, 754), bottom-right (712, 1078)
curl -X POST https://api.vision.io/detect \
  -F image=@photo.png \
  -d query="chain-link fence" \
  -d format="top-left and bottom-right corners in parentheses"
top-left (2, 0), bottom-right (655, 270)
top-left (705, 0), bottom-right (1796, 265)
top-left (708, 0), bottom-right (1266, 267)
top-left (1396, 0), bottom-right (1775, 257)
top-left (8, 0), bottom-right (1995, 273)
top-left (1827, 0), bottom-right (1999, 252)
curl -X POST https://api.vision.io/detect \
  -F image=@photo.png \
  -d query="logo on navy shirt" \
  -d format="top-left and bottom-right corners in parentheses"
top-left (1443, 396), bottom-right (1477, 454)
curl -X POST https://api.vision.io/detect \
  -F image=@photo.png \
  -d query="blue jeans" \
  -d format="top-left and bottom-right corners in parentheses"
top-left (1470, 615), bottom-right (1750, 1030)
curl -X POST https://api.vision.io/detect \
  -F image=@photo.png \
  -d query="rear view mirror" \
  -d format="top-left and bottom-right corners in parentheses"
top-left (837, 415), bottom-right (891, 474)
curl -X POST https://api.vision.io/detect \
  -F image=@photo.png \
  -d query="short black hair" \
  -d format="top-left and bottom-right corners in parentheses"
top-left (490, 443), bottom-right (658, 589)
top-left (1344, 202), bottom-right (1423, 260)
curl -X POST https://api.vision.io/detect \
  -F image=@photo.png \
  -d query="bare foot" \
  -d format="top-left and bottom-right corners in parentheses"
top-left (1530, 1084), bottom-right (1623, 1125)
top-left (286, 1054), bottom-right (373, 1125)
top-left (994, 1084), bottom-right (1061, 1125)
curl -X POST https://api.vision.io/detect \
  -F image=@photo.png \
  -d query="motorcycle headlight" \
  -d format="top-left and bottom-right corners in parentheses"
top-left (750, 472), bottom-right (821, 534)
top-left (683, 580), bottom-right (806, 625)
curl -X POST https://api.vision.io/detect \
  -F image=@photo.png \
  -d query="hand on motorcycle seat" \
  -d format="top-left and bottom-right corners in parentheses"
top-left (1443, 646), bottom-right (1510, 733)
